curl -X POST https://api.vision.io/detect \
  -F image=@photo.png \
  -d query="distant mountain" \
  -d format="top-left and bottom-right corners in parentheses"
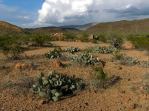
top-left (27, 26), bottom-right (80, 34)
top-left (1, 18), bottom-right (149, 37)
top-left (87, 19), bottom-right (149, 34)
top-left (60, 23), bottom-right (97, 30)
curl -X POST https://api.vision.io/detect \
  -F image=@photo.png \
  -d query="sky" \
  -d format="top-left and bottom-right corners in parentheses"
top-left (0, 0), bottom-right (149, 27)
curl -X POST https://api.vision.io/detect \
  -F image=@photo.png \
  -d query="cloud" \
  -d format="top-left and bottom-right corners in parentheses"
top-left (37, 0), bottom-right (149, 26)
top-left (106, 5), bottom-right (149, 18)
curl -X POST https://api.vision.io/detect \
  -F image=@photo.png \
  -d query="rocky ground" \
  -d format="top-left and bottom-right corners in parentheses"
top-left (0, 41), bottom-right (149, 111)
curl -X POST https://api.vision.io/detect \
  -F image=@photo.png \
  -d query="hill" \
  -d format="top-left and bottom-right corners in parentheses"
top-left (0, 21), bottom-right (23, 34)
top-left (87, 19), bottom-right (149, 34)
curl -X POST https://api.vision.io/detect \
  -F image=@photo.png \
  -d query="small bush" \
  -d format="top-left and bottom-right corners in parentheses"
top-left (112, 50), bottom-right (124, 60)
top-left (91, 67), bottom-right (120, 89)
top-left (32, 71), bottom-right (85, 102)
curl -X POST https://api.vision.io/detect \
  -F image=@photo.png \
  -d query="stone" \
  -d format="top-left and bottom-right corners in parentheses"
top-left (50, 59), bottom-right (63, 68)
top-left (122, 41), bottom-right (135, 50)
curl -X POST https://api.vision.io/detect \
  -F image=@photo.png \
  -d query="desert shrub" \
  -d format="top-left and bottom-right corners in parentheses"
top-left (32, 71), bottom-right (85, 102)
top-left (32, 35), bottom-right (51, 47)
top-left (93, 67), bottom-right (107, 80)
top-left (72, 53), bottom-right (100, 66)
top-left (94, 33), bottom-right (107, 43)
top-left (64, 32), bottom-right (76, 40)
top-left (127, 36), bottom-right (149, 51)
top-left (79, 32), bottom-right (89, 42)
top-left (65, 47), bottom-right (80, 54)
top-left (45, 48), bottom-right (62, 59)
top-left (112, 50), bottom-right (124, 60)
top-left (91, 67), bottom-right (120, 89)
top-left (2, 43), bottom-right (24, 60)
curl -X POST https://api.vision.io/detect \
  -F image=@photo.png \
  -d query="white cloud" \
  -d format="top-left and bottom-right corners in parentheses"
top-left (37, 0), bottom-right (149, 26)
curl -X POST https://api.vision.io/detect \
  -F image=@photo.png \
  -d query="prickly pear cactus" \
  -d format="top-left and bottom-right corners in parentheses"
top-left (65, 47), bottom-right (80, 54)
top-left (72, 53), bottom-right (100, 65)
top-left (119, 56), bottom-right (140, 66)
top-left (93, 47), bottom-right (117, 54)
top-left (45, 49), bottom-right (62, 59)
top-left (32, 71), bottom-right (85, 102)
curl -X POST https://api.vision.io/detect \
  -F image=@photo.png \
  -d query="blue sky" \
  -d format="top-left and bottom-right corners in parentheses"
top-left (0, 0), bottom-right (149, 27)
top-left (0, 0), bottom-right (43, 27)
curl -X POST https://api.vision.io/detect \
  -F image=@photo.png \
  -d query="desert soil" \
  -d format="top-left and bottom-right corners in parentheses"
top-left (0, 41), bottom-right (149, 111)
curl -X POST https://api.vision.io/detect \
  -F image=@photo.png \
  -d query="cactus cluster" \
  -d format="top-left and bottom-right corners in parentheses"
top-left (119, 56), bottom-right (140, 66)
top-left (72, 53), bottom-right (100, 65)
top-left (32, 71), bottom-right (85, 102)
top-left (116, 55), bottom-right (149, 67)
top-left (91, 47), bottom-right (117, 54)
top-left (45, 49), bottom-right (62, 59)
top-left (111, 38), bottom-right (123, 49)
top-left (65, 47), bottom-right (80, 54)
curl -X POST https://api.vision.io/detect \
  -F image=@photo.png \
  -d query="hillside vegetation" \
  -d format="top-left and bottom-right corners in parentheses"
top-left (0, 19), bottom-right (149, 51)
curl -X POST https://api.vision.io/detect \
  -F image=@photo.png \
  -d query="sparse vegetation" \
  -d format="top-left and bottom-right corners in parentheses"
top-left (1, 19), bottom-right (149, 111)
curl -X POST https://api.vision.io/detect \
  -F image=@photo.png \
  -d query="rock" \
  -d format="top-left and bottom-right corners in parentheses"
top-left (15, 63), bottom-right (33, 70)
top-left (122, 41), bottom-right (135, 50)
top-left (15, 62), bottom-right (38, 70)
top-left (39, 100), bottom-right (48, 105)
top-left (88, 34), bottom-right (94, 40)
top-left (50, 59), bottom-right (63, 68)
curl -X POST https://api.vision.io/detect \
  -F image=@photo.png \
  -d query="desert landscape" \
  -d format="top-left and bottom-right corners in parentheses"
top-left (0, 0), bottom-right (149, 111)
top-left (0, 19), bottom-right (149, 111)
